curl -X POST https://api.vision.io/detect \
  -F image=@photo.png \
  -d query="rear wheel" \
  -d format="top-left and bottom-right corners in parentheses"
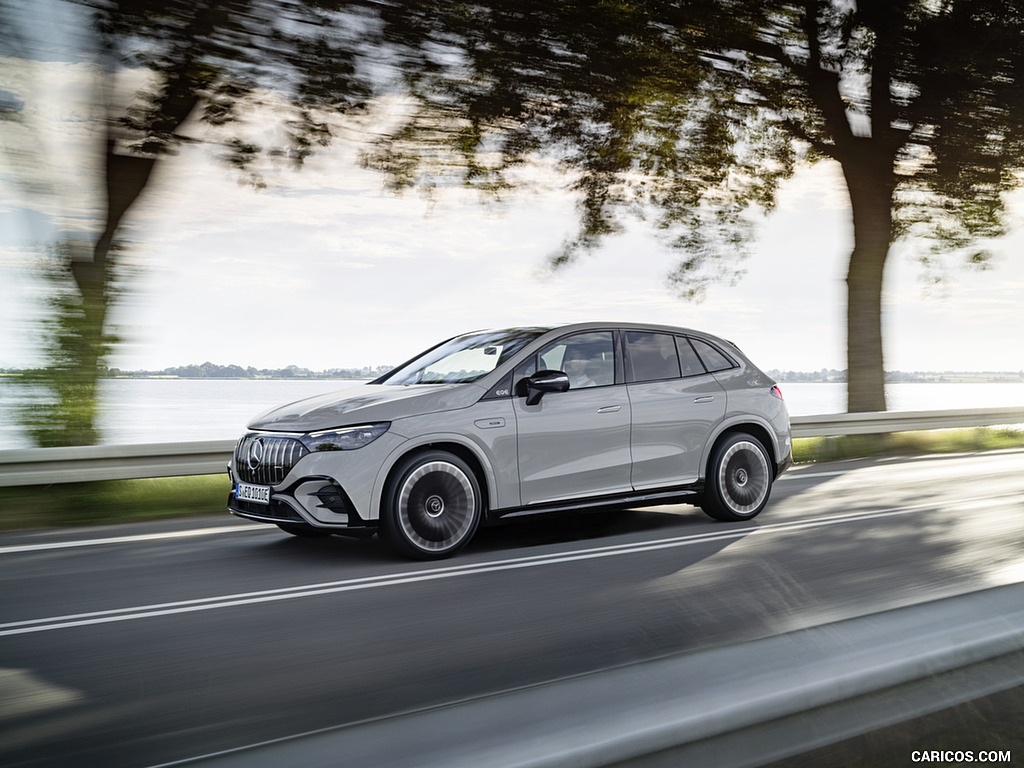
top-left (382, 450), bottom-right (482, 559)
top-left (701, 433), bottom-right (773, 522)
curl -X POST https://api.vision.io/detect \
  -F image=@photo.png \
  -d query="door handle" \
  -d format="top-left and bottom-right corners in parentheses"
top-left (693, 396), bottom-right (716, 404)
top-left (597, 405), bottom-right (622, 414)
top-left (474, 417), bottom-right (506, 429)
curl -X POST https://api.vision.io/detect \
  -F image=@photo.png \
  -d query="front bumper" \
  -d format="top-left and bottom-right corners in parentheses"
top-left (229, 475), bottom-right (376, 532)
top-left (227, 430), bottom-right (405, 531)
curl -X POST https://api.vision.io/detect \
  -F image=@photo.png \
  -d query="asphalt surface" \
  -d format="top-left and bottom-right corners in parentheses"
top-left (1, 449), bottom-right (1022, 768)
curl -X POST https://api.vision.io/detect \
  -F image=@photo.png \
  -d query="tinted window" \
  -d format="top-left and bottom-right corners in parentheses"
top-left (625, 332), bottom-right (681, 383)
top-left (675, 337), bottom-right (707, 377)
top-left (537, 331), bottom-right (615, 389)
top-left (690, 338), bottom-right (736, 373)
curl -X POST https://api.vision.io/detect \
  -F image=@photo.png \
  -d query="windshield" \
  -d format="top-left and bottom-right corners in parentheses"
top-left (379, 328), bottom-right (547, 386)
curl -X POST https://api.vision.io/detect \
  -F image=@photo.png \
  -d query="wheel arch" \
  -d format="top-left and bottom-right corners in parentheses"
top-left (702, 420), bottom-right (778, 480)
top-left (373, 436), bottom-right (493, 522)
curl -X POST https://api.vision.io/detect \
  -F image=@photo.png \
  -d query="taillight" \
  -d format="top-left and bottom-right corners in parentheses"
top-left (770, 385), bottom-right (784, 400)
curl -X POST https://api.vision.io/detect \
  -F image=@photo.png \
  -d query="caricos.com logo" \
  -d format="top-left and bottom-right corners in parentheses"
top-left (911, 751), bottom-right (1012, 763)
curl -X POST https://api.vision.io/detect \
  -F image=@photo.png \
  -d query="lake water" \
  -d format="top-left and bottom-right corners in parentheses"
top-left (1, 378), bottom-right (1022, 449)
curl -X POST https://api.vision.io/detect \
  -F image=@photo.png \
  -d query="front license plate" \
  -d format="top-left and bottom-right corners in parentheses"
top-left (236, 482), bottom-right (271, 505)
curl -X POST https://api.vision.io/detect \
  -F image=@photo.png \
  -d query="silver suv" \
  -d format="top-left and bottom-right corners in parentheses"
top-left (228, 322), bottom-right (792, 559)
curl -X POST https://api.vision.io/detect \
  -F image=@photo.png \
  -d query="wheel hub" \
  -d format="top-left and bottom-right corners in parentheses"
top-left (425, 494), bottom-right (445, 518)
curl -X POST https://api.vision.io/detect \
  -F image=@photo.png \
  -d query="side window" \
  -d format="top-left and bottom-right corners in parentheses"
top-left (690, 338), bottom-right (736, 373)
top-left (625, 332), bottom-right (681, 383)
top-left (537, 331), bottom-right (615, 389)
top-left (676, 337), bottom-right (707, 377)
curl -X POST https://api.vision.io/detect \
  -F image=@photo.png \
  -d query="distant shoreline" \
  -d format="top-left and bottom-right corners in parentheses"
top-left (0, 365), bottom-right (392, 381)
top-left (770, 372), bottom-right (1024, 384)
top-left (100, 375), bottom-right (376, 382)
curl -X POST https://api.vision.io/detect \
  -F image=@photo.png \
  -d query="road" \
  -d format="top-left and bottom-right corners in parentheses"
top-left (1, 449), bottom-right (1022, 767)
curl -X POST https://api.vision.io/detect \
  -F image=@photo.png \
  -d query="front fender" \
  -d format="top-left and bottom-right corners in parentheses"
top-left (370, 431), bottom-right (506, 522)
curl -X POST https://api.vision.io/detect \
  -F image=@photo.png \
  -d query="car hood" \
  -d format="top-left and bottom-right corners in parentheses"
top-left (247, 383), bottom-right (483, 432)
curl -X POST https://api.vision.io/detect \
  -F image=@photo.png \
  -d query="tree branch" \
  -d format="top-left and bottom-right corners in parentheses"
top-left (800, 0), bottom-right (855, 154)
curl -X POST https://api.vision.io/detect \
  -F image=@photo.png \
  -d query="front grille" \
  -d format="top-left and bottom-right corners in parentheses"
top-left (234, 434), bottom-right (309, 485)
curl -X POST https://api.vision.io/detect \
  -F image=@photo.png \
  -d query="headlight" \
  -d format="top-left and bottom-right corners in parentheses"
top-left (300, 423), bottom-right (390, 452)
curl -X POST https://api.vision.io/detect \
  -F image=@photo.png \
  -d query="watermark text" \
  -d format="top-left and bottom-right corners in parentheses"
top-left (911, 751), bottom-right (1012, 763)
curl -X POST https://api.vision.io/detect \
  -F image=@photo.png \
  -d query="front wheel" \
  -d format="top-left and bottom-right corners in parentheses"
top-left (701, 433), bottom-right (773, 522)
top-left (382, 450), bottom-right (482, 559)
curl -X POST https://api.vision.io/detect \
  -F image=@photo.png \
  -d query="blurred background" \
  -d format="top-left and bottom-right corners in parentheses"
top-left (2, 0), bottom-right (1023, 451)
top-left (2, 5), bottom-right (1024, 768)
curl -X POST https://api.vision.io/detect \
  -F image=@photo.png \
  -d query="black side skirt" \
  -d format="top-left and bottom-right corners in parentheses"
top-left (488, 484), bottom-right (703, 523)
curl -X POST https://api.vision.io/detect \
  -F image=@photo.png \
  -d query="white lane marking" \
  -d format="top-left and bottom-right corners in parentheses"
top-left (2, 493), bottom-right (1018, 638)
top-left (0, 525), bottom-right (262, 554)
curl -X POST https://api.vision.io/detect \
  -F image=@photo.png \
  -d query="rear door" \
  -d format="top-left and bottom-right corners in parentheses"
top-left (624, 331), bottom-right (726, 489)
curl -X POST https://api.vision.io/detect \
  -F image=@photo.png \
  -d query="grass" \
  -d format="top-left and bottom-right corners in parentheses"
top-left (1, 427), bottom-right (1021, 532)
top-left (792, 426), bottom-right (1024, 463)
top-left (0, 474), bottom-right (231, 532)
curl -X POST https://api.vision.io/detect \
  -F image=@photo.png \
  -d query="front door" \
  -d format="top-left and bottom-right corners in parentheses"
top-left (512, 331), bottom-right (632, 506)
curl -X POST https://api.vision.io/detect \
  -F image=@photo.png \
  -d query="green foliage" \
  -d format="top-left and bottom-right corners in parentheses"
top-left (81, 0), bottom-right (380, 175)
top-left (0, 475), bottom-right (230, 531)
top-left (367, 0), bottom-right (802, 295)
top-left (7, 0), bottom-right (391, 446)
top-left (15, 244), bottom-right (121, 447)
top-left (793, 428), bottom-right (1024, 463)
top-left (369, 1), bottom-right (1024, 281)
top-left (364, 0), bottom-right (1024, 413)
top-left (891, 0), bottom-right (1024, 265)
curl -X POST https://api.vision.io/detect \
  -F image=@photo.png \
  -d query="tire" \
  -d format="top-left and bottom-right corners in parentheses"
top-left (277, 523), bottom-right (332, 538)
top-left (382, 450), bottom-right (482, 559)
top-left (701, 433), bottom-right (773, 522)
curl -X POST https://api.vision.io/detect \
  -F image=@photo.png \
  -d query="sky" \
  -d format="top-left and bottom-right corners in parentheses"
top-left (2, 12), bottom-right (1023, 375)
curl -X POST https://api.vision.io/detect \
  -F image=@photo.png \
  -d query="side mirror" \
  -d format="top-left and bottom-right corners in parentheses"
top-left (524, 370), bottom-right (570, 406)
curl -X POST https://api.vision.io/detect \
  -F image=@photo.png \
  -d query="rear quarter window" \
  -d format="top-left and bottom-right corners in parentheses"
top-left (675, 337), bottom-right (707, 377)
top-left (689, 338), bottom-right (737, 373)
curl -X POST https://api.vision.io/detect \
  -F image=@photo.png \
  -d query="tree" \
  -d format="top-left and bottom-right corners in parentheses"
top-left (6, 0), bottom-right (1022, 447)
top-left (2, 0), bottom-right (381, 444)
top-left (694, 0), bottom-right (1024, 412)
top-left (369, 0), bottom-right (1024, 412)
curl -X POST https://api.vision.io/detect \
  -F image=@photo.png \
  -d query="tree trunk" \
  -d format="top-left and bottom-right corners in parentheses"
top-left (19, 4), bottom-right (203, 446)
top-left (53, 139), bottom-right (160, 446)
top-left (28, 129), bottom-right (173, 446)
top-left (841, 152), bottom-right (895, 413)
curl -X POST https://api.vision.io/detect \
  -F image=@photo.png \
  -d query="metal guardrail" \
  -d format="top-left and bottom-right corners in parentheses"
top-left (1, 407), bottom-right (1022, 487)
top-left (790, 405), bottom-right (1024, 437)
top-left (166, 582), bottom-right (1024, 768)
top-left (0, 440), bottom-right (237, 487)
